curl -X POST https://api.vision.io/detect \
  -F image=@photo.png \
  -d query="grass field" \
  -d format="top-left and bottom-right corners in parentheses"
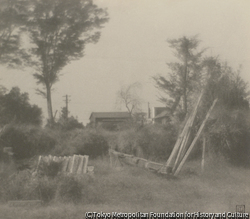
top-left (0, 156), bottom-right (249, 219)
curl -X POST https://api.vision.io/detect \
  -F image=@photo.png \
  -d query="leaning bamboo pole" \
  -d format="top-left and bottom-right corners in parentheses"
top-left (173, 98), bottom-right (218, 176)
top-left (201, 135), bottom-right (206, 173)
top-left (163, 92), bottom-right (204, 173)
top-left (172, 73), bottom-right (225, 174)
top-left (172, 124), bottom-right (192, 172)
top-left (163, 116), bottom-right (193, 173)
top-left (172, 92), bottom-right (204, 172)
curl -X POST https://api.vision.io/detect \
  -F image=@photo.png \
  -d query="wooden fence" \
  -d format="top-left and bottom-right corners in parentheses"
top-left (36, 154), bottom-right (91, 174)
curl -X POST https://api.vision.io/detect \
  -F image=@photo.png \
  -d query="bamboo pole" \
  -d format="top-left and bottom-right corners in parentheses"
top-left (174, 99), bottom-right (218, 176)
top-left (165, 92), bottom-right (204, 173)
top-left (201, 136), bottom-right (206, 173)
top-left (173, 126), bottom-right (192, 172)
top-left (164, 118), bottom-right (193, 172)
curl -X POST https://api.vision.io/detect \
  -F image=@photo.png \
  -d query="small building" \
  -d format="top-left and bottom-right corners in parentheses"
top-left (89, 112), bottom-right (131, 128)
top-left (152, 107), bottom-right (170, 125)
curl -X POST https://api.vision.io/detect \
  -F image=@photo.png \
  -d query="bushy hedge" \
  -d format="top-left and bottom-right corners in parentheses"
top-left (52, 129), bottom-right (109, 158)
top-left (116, 124), bottom-right (178, 161)
top-left (207, 109), bottom-right (250, 167)
top-left (0, 125), bottom-right (56, 161)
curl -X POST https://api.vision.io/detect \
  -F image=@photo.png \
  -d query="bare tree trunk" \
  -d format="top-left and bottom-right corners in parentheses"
top-left (46, 84), bottom-right (54, 126)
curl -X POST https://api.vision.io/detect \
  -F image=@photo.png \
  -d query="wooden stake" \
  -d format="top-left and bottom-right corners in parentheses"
top-left (83, 155), bottom-right (89, 174)
top-left (77, 156), bottom-right (84, 174)
top-left (174, 99), bottom-right (218, 176)
top-left (70, 155), bottom-right (76, 173)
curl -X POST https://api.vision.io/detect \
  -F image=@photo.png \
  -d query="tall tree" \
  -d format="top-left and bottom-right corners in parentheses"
top-left (154, 36), bottom-right (204, 119)
top-left (27, 0), bottom-right (109, 126)
top-left (116, 82), bottom-right (142, 116)
top-left (0, 0), bottom-right (28, 68)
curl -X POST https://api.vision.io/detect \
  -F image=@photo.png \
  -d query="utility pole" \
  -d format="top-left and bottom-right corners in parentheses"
top-left (148, 102), bottom-right (151, 119)
top-left (63, 95), bottom-right (71, 119)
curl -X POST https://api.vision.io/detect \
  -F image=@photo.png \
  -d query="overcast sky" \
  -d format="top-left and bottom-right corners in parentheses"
top-left (0, 0), bottom-right (250, 125)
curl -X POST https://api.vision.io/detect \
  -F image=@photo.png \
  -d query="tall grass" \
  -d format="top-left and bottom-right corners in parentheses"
top-left (1, 155), bottom-right (249, 218)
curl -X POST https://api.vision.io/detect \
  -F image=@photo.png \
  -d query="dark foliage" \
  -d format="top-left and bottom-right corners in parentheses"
top-left (0, 87), bottom-right (43, 126)
top-left (0, 125), bottom-right (56, 160)
top-left (208, 109), bottom-right (250, 166)
top-left (73, 131), bottom-right (109, 158)
top-left (52, 129), bottom-right (109, 158)
top-left (55, 107), bottom-right (84, 131)
top-left (37, 160), bottom-right (62, 178)
top-left (117, 124), bottom-right (178, 161)
top-left (0, 0), bottom-right (29, 68)
top-left (153, 35), bottom-right (204, 119)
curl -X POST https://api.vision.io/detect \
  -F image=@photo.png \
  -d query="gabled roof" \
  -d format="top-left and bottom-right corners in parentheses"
top-left (89, 112), bottom-right (130, 120)
top-left (154, 110), bottom-right (170, 119)
top-left (153, 107), bottom-right (167, 117)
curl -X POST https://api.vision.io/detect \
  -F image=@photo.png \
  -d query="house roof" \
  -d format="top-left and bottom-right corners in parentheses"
top-left (89, 112), bottom-right (130, 120)
top-left (154, 110), bottom-right (170, 119)
top-left (153, 107), bottom-right (167, 117)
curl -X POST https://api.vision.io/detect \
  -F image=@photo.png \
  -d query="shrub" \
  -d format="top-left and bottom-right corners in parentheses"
top-left (117, 128), bottom-right (138, 155)
top-left (98, 129), bottom-right (119, 150)
top-left (78, 131), bottom-right (109, 158)
top-left (136, 124), bottom-right (177, 161)
top-left (37, 160), bottom-right (62, 178)
top-left (53, 129), bottom-right (109, 158)
top-left (55, 175), bottom-right (83, 203)
top-left (30, 176), bottom-right (58, 203)
top-left (208, 109), bottom-right (250, 166)
top-left (116, 124), bottom-right (178, 161)
top-left (0, 125), bottom-right (56, 161)
top-left (0, 170), bottom-right (36, 201)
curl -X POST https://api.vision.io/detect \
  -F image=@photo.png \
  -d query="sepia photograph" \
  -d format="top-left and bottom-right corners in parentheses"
top-left (0, 0), bottom-right (250, 218)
